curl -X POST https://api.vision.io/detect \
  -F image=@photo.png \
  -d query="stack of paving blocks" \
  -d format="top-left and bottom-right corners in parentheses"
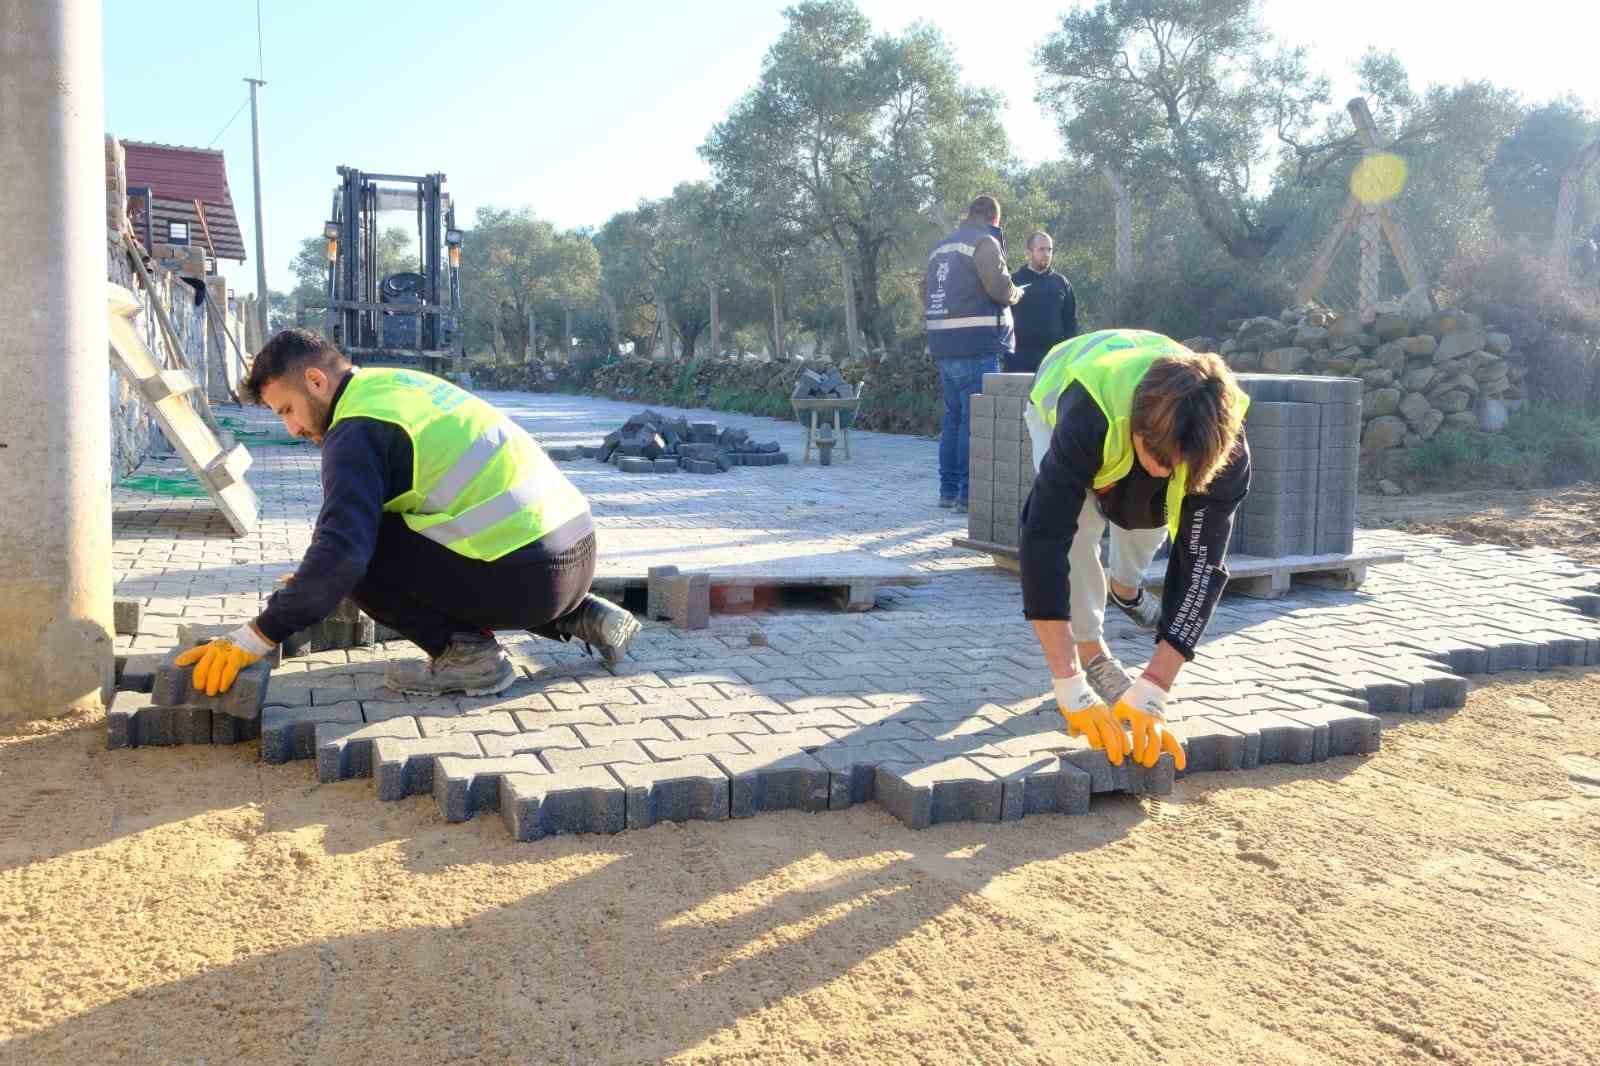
top-left (106, 646), bottom-right (271, 749)
top-left (1232, 374), bottom-right (1360, 558)
top-left (175, 597), bottom-right (396, 661)
top-left (966, 371), bottom-right (1363, 561)
top-left (966, 374), bottom-right (1035, 549)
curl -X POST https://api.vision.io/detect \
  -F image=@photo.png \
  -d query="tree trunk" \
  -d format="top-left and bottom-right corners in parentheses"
top-left (563, 306), bottom-right (573, 360)
top-left (600, 290), bottom-right (621, 356)
top-left (855, 235), bottom-right (890, 353)
top-left (838, 244), bottom-right (859, 358)
top-left (708, 280), bottom-right (720, 360)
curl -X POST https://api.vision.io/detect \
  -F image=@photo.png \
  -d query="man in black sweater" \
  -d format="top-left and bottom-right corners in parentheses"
top-left (1007, 231), bottom-right (1077, 374)
top-left (176, 330), bottom-right (640, 698)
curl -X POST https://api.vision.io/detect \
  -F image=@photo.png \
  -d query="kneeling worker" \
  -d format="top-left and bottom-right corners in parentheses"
top-left (1021, 329), bottom-right (1251, 770)
top-left (178, 329), bottom-right (640, 696)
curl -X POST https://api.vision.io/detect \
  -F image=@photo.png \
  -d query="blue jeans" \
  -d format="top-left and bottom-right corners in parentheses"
top-left (937, 353), bottom-right (1000, 502)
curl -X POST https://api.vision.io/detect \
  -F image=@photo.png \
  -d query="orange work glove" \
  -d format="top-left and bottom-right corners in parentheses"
top-left (174, 624), bottom-right (274, 695)
top-left (1053, 674), bottom-right (1127, 766)
top-left (1112, 678), bottom-right (1187, 771)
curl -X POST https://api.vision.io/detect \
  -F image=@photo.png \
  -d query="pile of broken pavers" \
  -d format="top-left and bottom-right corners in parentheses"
top-left (545, 411), bottom-right (788, 474)
top-left (792, 367), bottom-right (857, 401)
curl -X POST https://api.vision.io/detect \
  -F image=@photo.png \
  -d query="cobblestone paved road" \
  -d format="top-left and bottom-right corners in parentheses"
top-left (110, 392), bottom-right (1600, 835)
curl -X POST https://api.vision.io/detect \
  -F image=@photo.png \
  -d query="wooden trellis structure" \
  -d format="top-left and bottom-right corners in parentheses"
top-left (1295, 98), bottom-right (1429, 318)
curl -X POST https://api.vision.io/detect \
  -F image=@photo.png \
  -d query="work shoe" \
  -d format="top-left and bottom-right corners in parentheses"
top-left (554, 593), bottom-right (641, 670)
top-left (1083, 652), bottom-right (1135, 708)
top-left (938, 497), bottom-right (956, 509)
top-left (955, 498), bottom-right (969, 514)
top-left (384, 632), bottom-right (517, 696)
top-left (1109, 587), bottom-right (1162, 631)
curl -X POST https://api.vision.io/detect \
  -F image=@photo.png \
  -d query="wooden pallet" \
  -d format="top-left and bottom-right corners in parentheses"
top-left (951, 536), bottom-right (1403, 599)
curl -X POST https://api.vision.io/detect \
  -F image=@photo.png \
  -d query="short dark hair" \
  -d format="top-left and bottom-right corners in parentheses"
top-left (967, 195), bottom-right (1001, 224)
top-left (244, 328), bottom-right (348, 403)
top-left (1027, 230), bottom-right (1052, 249)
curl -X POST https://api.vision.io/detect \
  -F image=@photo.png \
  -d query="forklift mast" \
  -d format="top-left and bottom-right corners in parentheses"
top-left (305, 166), bottom-right (463, 372)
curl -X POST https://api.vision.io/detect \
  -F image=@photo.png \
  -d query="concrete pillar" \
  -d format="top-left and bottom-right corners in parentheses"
top-left (0, 2), bottom-right (114, 722)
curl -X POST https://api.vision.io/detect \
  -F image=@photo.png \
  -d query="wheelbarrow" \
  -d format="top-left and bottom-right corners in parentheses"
top-left (791, 381), bottom-right (866, 464)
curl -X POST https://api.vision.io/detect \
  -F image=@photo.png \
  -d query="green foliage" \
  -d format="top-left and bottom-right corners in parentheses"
top-left (458, 207), bottom-right (599, 361)
top-left (1487, 100), bottom-right (1598, 241)
top-left (1407, 404), bottom-right (1600, 487)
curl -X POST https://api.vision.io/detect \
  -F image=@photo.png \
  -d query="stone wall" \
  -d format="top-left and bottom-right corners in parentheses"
top-left (1190, 295), bottom-right (1527, 479)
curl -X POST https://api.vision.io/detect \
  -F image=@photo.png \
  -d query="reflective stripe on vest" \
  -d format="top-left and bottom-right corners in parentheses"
top-left (329, 368), bottom-right (590, 561)
top-left (1027, 330), bottom-right (1248, 541)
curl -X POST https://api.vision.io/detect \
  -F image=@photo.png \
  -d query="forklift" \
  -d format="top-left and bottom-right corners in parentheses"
top-left (298, 165), bottom-right (464, 373)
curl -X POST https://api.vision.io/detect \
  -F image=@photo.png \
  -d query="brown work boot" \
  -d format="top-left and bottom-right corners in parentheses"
top-left (553, 593), bottom-right (641, 670)
top-left (384, 632), bottom-right (517, 696)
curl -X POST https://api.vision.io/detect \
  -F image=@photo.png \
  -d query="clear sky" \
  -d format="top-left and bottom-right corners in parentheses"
top-left (103, 0), bottom-right (1596, 296)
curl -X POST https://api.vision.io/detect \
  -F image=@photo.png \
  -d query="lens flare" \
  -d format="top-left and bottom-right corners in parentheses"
top-left (1351, 153), bottom-right (1408, 205)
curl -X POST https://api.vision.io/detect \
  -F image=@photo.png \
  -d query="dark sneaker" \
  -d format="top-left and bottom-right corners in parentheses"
top-left (1083, 652), bottom-right (1135, 707)
top-left (554, 593), bottom-right (641, 670)
top-left (938, 497), bottom-right (956, 509)
top-left (384, 632), bottom-right (517, 696)
top-left (1109, 587), bottom-right (1162, 631)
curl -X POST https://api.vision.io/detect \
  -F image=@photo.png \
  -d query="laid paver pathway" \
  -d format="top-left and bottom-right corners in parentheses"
top-left (110, 391), bottom-right (1600, 836)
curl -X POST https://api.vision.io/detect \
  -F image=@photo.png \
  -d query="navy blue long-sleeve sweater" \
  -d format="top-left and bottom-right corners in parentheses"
top-left (251, 372), bottom-right (592, 644)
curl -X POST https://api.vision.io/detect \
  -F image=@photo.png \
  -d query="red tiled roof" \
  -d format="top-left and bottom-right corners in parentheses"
top-left (122, 141), bottom-right (246, 261)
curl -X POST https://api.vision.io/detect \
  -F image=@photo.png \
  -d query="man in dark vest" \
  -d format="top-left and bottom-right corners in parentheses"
top-left (924, 195), bottom-right (1022, 511)
top-left (175, 329), bottom-right (641, 698)
top-left (1007, 230), bottom-right (1077, 374)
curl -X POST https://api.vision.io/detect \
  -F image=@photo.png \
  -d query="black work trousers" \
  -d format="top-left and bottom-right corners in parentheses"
top-left (351, 514), bottom-right (595, 657)
top-left (1002, 348), bottom-right (1047, 375)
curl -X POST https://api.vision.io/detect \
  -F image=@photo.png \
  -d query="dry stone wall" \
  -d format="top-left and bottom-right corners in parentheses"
top-left (1188, 296), bottom-right (1527, 478)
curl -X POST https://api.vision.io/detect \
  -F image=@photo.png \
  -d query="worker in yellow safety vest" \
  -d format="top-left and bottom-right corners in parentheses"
top-left (178, 329), bottom-right (639, 697)
top-left (1019, 329), bottom-right (1252, 770)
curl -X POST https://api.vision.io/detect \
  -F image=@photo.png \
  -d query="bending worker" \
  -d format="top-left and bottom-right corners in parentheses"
top-left (178, 329), bottom-right (640, 697)
top-left (1020, 329), bottom-right (1251, 770)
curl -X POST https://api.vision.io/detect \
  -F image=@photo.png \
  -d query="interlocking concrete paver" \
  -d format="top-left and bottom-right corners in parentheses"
top-left (260, 701), bottom-right (364, 763)
top-left (499, 767), bottom-right (626, 841)
top-left (109, 394), bottom-right (1600, 835)
top-left (373, 734), bottom-right (484, 800)
top-left (433, 754), bottom-right (546, 822)
top-left (613, 755), bottom-right (731, 829)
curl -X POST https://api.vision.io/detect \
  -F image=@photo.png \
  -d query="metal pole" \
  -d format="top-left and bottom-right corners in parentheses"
top-left (0, 0), bottom-right (114, 721)
top-left (245, 77), bottom-right (269, 342)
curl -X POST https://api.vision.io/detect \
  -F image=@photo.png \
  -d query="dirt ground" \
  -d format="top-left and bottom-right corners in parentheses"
top-left (1359, 481), bottom-right (1600, 555)
top-left (1, 664), bottom-right (1597, 1065)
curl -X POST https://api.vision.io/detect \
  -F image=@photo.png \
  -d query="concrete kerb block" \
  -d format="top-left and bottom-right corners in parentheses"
top-left (499, 766), bottom-right (627, 842)
top-left (613, 755), bottom-right (731, 829)
top-left (260, 701), bottom-right (363, 764)
top-left (433, 754), bottom-right (546, 822)
top-left (373, 734), bottom-right (484, 801)
top-left (315, 717), bottom-right (421, 783)
top-left (646, 565), bottom-right (680, 621)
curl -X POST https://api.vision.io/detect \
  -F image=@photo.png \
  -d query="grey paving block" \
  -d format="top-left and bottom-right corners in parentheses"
top-left (1282, 706), bottom-right (1381, 759)
top-left (981, 372), bottom-right (1033, 397)
top-left (970, 394), bottom-right (996, 419)
top-left (260, 701), bottom-right (363, 764)
top-left (105, 691), bottom-right (145, 750)
top-left (1245, 402), bottom-right (1321, 427)
top-left (1060, 747), bottom-right (1175, 795)
top-left (479, 726), bottom-right (585, 758)
top-left (113, 599), bottom-right (143, 636)
top-left (210, 710), bottom-right (260, 745)
top-left (543, 740), bottom-right (653, 772)
top-left (613, 755), bottom-right (731, 829)
top-left (646, 565), bottom-right (680, 621)
top-left (969, 435), bottom-right (996, 462)
top-left (417, 711), bottom-right (519, 737)
top-left (969, 752), bottom-right (1092, 819)
top-left (575, 719), bottom-right (675, 747)
top-left (373, 734), bottom-right (483, 801)
top-left (663, 572), bottom-right (710, 630)
top-left (710, 749), bottom-right (831, 817)
top-left (642, 733), bottom-right (750, 762)
top-left (152, 648), bottom-right (271, 720)
top-left (811, 740), bottom-right (916, 809)
top-left (315, 717), bottom-right (421, 783)
top-left (499, 766), bottom-right (626, 841)
top-left (874, 757), bottom-right (1004, 829)
top-left (433, 754), bottom-right (546, 822)
top-left (1221, 711), bottom-right (1310, 767)
top-left (1175, 717), bottom-right (1250, 775)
